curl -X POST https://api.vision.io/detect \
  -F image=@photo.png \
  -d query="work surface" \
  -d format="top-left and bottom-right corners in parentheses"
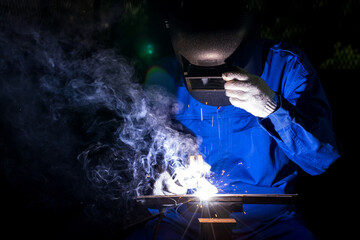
top-left (137, 194), bottom-right (298, 207)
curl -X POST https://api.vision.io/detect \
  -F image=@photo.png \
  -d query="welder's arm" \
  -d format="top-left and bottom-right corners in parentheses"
top-left (223, 67), bottom-right (341, 175)
top-left (259, 82), bottom-right (341, 175)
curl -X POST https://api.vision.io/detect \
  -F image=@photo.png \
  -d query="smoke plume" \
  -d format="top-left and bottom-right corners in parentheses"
top-left (0, 23), bottom-right (198, 237)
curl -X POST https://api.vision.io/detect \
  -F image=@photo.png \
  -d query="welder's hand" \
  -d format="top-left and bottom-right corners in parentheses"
top-left (223, 68), bottom-right (279, 118)
top-left (174, 155), bottom-right (211, 189)
top-left (153, 171), bottom-right (187, 195)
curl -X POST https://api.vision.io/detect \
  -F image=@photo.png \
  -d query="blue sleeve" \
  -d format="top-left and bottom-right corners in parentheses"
top-left (260, 55), bottom-right (341, 176)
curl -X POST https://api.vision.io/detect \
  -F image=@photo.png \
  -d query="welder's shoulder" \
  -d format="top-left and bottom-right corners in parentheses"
top-left (269, 39), bottom-right (316, 75)
top-left (266, 39), bottom-right (298, 54)
top-left (267, 40), bottom-right (315, 74)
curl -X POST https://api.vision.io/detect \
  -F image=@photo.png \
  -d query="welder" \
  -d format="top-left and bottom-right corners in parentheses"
top-left (131, 0), bottom-right (341, 239)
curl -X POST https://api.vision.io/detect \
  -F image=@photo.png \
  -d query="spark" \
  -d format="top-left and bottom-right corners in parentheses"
top-left (194, 178), bottom-right (218, 201)
top-left (172, 155), bottom-right (218, 200)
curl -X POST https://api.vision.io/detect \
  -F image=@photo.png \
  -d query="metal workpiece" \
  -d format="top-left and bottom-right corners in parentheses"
top-left (136, 193), bottom-right (298, 207)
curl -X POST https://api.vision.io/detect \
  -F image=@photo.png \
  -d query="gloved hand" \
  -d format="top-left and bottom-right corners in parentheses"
top-left (152, 155), bottom-right (217, 196)
top-left (153, 171), bottom-right (187, 195)
top-left (174, 155), bottom-right (211, 189)
top-left (223, 67), bottom-right (279, 118)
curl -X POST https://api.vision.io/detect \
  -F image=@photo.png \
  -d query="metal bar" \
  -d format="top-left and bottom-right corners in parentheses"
top-left (136, 194), bottom-right (297, 207)
top-left (198, 218), bottom-right (237, 223)
top-left (152, 208), bottom-right (165, 240)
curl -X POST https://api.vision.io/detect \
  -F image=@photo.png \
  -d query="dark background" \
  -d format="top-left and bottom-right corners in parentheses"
top-left (0, 0), bottom-right (359, 239)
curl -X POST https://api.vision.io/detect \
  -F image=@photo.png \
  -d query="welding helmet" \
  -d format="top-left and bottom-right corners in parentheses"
top-left (165, 0), bottom-right (257, 106)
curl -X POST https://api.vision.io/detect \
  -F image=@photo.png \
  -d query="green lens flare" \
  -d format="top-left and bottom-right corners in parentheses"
top-left (146, 44), bottom-right (153, 55)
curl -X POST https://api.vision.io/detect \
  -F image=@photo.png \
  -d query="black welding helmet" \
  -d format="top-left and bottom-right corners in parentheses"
top-left (165, 0), bottom-right (256, 106)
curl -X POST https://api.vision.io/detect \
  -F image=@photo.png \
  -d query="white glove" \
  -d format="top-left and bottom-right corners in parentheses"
top-left (173, 155), bottom-right (211, 189)
top-left (153, 171), bottom-right (187, 195)
top-left (223, 67), bottom-right (279, 118)
top-left (152, 155), bottom-right (218, 196)
top-left (171, 155), bottom-right (218, 198)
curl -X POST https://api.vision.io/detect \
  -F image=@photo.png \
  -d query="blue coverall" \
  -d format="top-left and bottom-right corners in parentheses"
top-left (134, 40), bottom-right (341, 239)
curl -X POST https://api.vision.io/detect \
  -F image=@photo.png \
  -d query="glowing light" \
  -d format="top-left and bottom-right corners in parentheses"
top-left (172, 154), bottom-right (218, 200)
top-left (194, 178), bottom-right (218, 201)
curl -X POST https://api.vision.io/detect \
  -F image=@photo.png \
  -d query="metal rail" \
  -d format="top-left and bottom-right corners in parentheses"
top-left (136, 193), bottom-right (298, 207)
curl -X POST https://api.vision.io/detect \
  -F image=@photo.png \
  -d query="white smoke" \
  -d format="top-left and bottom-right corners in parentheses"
top-left (0, 24), bottom-right (202, 232)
